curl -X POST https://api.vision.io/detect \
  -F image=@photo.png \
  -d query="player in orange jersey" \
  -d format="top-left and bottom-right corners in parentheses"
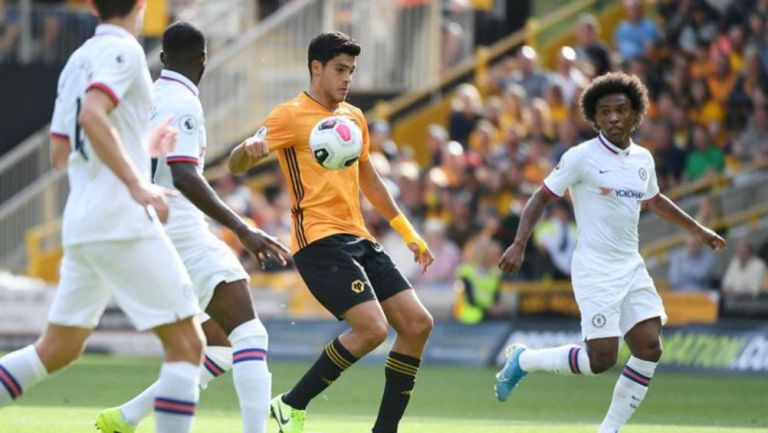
top-left (229, 31), bottom-right (434, 433)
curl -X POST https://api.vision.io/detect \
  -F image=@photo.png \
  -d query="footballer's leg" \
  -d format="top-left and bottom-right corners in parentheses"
top-left (206, 279), bottom-right (271, 433)
top-left (495, 296), bottom-right (623, 402)
top-left (279, 300), bottom-right (386, 404)
top-left (598, 317), bottom-right (662, 433)
top-left (0, 325), bottom-right (90, 407)
top-left (374, 289), bottom-right (433, 433)
top-left (103, 319), bottom-right (231, 433)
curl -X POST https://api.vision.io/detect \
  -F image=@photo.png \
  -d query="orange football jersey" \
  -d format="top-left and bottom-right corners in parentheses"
top-left (260, 92), bottom-right (374, 253)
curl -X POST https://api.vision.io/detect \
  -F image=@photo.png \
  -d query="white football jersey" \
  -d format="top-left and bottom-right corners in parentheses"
top-left (151, 69), bottom-right (208, 239)
top-left (50, 24), bottom-right (161, 247)
top-left (543, 133), bottom-right (659, 296)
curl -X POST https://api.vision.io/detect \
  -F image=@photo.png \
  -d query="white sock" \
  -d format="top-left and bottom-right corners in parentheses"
top-left (119, 346), bottom-right (232, 426)
top-left (200, 346), bottom-right (233, 389)
top-left (229, 319), bottom-right (271, 433)
top-left (0, 345), bottom-right (47, 406)
top-left (598, 356), bottom-right (658, 433)
top-left (154, 361), bottom-right (200, 433)
top-left (519, 345), bottom-right (594, 375)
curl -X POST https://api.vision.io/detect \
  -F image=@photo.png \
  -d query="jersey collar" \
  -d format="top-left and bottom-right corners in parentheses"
top-left (159, 69), bottom-right (199, 96)
top-left (597, 133), bottom-right (632, 156)
top-left (94, 24), bottom-right (133, 39)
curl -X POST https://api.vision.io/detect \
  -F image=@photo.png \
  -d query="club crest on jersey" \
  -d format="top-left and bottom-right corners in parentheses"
top-left (179, 115), bottom-right (197, 134)
top-left (638, 167), bottom-right (648, 180)
top-left (111, 50), bottom-right (129, 71)
top-left (592, 313), bottom-right (606, 328)
top-left (351, 280), bottom-right (365, 294)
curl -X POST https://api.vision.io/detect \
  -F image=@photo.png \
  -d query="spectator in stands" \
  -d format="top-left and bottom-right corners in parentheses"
top-left (533, 201), bottom-right (576, 279)
top-left (668, 235), bottom-right (717, 292)
top-left (614, 0), bottom-right (659, 61)
top-left (684, 125), bottom-right (725, 181)
top-left (573, 13), bottom-right (611, 77)
top-left (368, 120), bottom-right (398, 160)
top-left (425, 123), bottom-right (450, 168)
top-left (0, 0), bottom-right (21, 62)
top-left (689, 78), bottom-right (724, 128)
top-left (505, 45), bottom-right (551, 100)
top-left (733, 103), bottom-right (768, 163)
top-left (677, 0), bottom-right (718, 55)
top-left (453, 234), bottom-right (503, 324)
top-left (413, 218), bottom-right (461, 286)
top-left (707, 51), bottom-right (738, 105)
top-left (449, 83), bottom-right (482, 147)
top-left (729, 45), bottom-right (766, 127)
top-left (498, 84), bottom-right (528, 132)
top-left (550, 46), bottom-right (588, 106)
top-left (722, 241), bottom-right (767, 296)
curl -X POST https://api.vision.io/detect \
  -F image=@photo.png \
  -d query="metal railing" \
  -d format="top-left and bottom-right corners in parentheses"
top-left (0, 129), bottom-right (51, 204)
top-left (199, 0), bottom-right (472, 159)
top-left (0, 170), bottom-right (67, 272)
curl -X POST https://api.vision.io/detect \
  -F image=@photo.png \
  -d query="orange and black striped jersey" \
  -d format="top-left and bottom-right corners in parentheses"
top-left (261, 92), bottom-right (374, 253)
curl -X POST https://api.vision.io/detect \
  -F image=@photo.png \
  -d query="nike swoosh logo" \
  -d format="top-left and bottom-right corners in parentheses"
top-left (599, 170), bottom-right (610, 174)
top-left (277, 403), bottom-right (290, 424)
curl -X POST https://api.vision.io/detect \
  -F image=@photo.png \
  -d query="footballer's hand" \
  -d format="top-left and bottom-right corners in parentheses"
top-left (241, 135), bottom-right (270, 160)
top-left (128, 180), bottom-right (178, 224)
top-left (498, 242), bottom-right (525, 274)
top-left (408, 242), bottom-right (434, 274)
top-left (237, 226), bottom-right (291, 269)
top-left (695, 226), bottom-right (727, 252)
top-left (148, 117), bottom-right (177, 158)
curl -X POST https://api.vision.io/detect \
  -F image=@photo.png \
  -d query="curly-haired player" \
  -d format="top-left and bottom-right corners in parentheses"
top-left (494, 72), bottom-right (726, 433)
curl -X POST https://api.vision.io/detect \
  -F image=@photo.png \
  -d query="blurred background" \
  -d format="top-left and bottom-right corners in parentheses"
top-left (0, 0), bottom-right (767, 377)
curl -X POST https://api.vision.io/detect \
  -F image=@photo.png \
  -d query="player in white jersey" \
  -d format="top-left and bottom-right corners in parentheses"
top-left (93, 22), bottom-right (291, 433)
top-left (494, 73), bottom-right (726, 433)
top-left (0, 2), bottom-right (205, 433)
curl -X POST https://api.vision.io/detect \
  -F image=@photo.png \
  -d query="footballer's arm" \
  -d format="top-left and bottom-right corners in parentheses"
top-left (78, 89), bottom-right (144, 189)
top-left (498, 186), bottom-right (554, 274)
top-left (79, 89), bottom-right (174, 222)
top-left (228, 135), bottom-right (270, 174)
top-left (170, 162), bottom-right (290, 265)
top-left (646, 193), bottom-right (726, 252)
top-left (49, 136), bottom-right (71, 169)
top-left (359, 158), bottom-right (434, 271)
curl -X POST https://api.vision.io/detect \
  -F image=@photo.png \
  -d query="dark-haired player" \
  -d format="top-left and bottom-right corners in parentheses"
top-left (494, 72), bottom-right (726, 433)
top-left (228, 31), bottom-right (435, 433)
top-left (95, 21), bottom-right (291, 433)
top-left (0, 2), bottom-right (207, 433)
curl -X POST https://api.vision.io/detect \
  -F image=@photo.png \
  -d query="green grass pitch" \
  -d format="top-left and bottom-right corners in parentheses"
top-left (0, 355), bottom-right (765, 432)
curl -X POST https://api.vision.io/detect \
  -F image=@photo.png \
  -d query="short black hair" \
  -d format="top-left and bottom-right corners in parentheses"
top-left (579, 72), bottom-right (649, 131)
top-left (92, 0), bottom-right (136, 21)
top-left (162, 21), bottom-right (206, 60)
top-left (307, 32), bottom-right (361, 76)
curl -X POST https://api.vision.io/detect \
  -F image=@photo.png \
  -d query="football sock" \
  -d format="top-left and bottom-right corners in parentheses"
top-left (598, 356), bottom-right (658, 433)
top-left (519, 345), bottom-right (594, 375)
top-left (372, 352), bottom-right (421, 433)
top-left (0, 345), bottom-right (47, 406)
top-left (283, 337), bottom-right (358, 410)
top-left (120, 346), bottom-right (232, 426)
top-left (154, 361), bottom-right (199, 433)
top-left (229, 320), bottom-right (271, 433)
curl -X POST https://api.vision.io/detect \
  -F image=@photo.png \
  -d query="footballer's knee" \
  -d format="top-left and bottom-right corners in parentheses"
top-left (228, 318), bottom-right (269, 349)
top-left (587, 348), bottom-right (618, 374)
top-left (357, 320), bottom-right (389, 350)
top-left (634, 338), bottom-right (662, 362)
top-left (398, 310), bottom-right (433, 344)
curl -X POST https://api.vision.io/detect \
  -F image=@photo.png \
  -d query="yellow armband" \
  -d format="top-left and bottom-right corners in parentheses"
top-left (389, 213), bottom-right (428, 253)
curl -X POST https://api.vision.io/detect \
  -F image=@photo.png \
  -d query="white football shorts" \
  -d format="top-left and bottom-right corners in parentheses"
top-left (170, 231), bottom-right (250, 314)
top-left (577, 284), bottom-right (668, 340)
top-left (49, 235), bottom-right (199, 331)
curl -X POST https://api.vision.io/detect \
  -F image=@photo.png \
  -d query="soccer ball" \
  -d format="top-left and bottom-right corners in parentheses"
top-left (308, 116), bottom-right (363, 170)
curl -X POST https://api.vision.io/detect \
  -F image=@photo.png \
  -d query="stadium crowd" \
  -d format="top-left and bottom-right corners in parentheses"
top-left (211, 0), bottom-right (768, 319)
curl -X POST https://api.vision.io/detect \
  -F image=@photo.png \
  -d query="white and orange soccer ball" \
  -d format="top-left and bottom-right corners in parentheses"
top-left (308, 116), bottom-right (363, 170)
